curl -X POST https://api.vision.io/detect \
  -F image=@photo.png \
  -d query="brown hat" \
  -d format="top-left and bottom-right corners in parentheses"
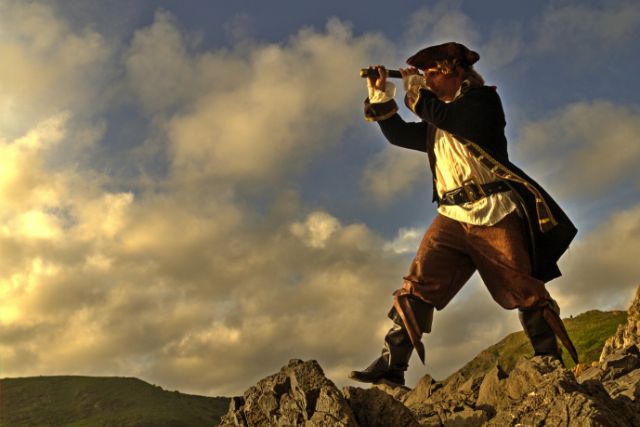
top-left (406, 42), bottom-right (479, 71)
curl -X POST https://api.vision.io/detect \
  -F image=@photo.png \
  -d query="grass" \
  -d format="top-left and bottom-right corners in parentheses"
top-left (0, 376), bottom-right (229, 427)
top-left (453, 309), bottom-right (628, 379)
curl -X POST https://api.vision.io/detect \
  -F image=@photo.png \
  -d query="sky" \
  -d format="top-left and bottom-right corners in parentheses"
top-left (0, 0), bottom-right (639, 397)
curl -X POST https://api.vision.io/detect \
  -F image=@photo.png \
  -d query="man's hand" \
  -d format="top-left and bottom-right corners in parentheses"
top-left (367, 65), bottom-right (387, 92)
top-left (400, 67), bottom-right (421, 91)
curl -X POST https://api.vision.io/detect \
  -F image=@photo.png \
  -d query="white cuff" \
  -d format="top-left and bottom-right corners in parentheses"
top-left (368, 82), bottom-right (397, 104)
top-left (403, 74), bottom-right (426, 92)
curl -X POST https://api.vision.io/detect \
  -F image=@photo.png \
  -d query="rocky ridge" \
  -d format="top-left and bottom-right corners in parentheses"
top-left (600, 286), bottom-right (640, 361)
top-left (220, 286), bottom-right (640, 426)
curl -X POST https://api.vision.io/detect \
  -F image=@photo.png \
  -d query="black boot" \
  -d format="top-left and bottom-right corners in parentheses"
top-left (349, 323), bottom-right (413, 386)
top-left (519, 302), bottom-right (563, 363)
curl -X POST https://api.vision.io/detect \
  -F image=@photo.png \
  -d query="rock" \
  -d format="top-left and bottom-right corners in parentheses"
top-left (401, 374), bottom-right (440, 407)
top-left (603, 368), bottom-right (640, 401)
top-left (600, 285), bottom-right (640, 362)
top-left (406, 399), bottom-right (486, 427)
top-left (475, 364), bottom-right (507, 409)
top-left (371, 380), bottom-right (411, 402)
top-left (401, 371), bottom-right (488, 427)
top-left (342, 386), bottom-right (419, 427)
top-left (219, 359), bottom-right (357, 426)
top-left (502, 355), bottom-right (564, 402)
top-left (442, 406), bottom-right (487, 427)
top-left (576, 364), bottom-right (606, 383)
top-left (600, 345), bottom-right (640, 381)
top-left (483, 356), bottom-right (636, 426)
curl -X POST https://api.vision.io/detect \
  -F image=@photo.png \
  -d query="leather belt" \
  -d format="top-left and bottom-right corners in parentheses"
top-left (438, 179), bottom-right (510, 206)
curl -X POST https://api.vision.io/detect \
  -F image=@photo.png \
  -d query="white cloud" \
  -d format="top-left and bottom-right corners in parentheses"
top-left (551, 203), bottom-right (640, 314)
top-left (291, 211), bottom-right (341, 249)
top-left (535, 0), bottom-right (640, 52)
top-left (0, 1), bottom-right (112, 138)
top-left (384, 226), bottom-right (424, 254)
top-left (403, 4), bottom-right (480, 55)
top-left (124, 10), bottom-right (199, 115)
top-left (513, 100), bottom-right (640, 198)
top-left (0, 114), bottom-right (69, 211)
top-left (481, 23), bottom-right (524, 71)
top-left (0, 8), bottom-right (407, 397)
top-left (361, 146), bottom-right (428, 204)
top-left (164, 18), bottom-right (392, 187)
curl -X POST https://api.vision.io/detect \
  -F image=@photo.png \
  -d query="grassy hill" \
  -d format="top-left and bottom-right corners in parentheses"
top-left (0, 376), bottom-right (229, 427)
top-left (453, 309), bottom-right (628, 380)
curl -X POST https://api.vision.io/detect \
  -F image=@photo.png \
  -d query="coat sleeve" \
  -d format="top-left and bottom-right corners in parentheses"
top-left (363, 96), bottom-right (427, 152)
top-left (376, 114), bottom-right (428, 152)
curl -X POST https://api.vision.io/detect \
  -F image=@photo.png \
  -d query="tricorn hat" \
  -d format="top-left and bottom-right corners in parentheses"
top-left (406, 42), bottom-right (479, 70)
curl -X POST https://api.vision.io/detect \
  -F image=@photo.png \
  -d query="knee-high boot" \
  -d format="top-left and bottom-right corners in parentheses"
top-left (348, 323), bottom-right (413, 385)
top-left (349, 301), bottom-right (433, 386)
top-left (519, 302), bottom-right (562, 360)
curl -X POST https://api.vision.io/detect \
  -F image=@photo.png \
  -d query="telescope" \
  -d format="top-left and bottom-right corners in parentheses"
top-left (359, 68), bottom-right (403, 79)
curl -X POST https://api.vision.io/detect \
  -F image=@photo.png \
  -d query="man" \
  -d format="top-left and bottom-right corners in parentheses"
top-left (349, 42), bottom-right (578, 386)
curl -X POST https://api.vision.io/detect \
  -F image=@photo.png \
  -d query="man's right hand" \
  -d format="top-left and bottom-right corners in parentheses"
top-left (367, 65), bottom-right (387, 92)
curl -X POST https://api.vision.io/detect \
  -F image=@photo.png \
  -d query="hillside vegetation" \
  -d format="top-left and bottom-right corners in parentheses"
top-left (0, 376), bottom-right (228, 427)
top-left (453, 309), bottom-right (627, 380)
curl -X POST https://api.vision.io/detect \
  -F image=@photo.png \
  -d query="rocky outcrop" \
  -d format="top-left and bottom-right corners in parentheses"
top-left (220, 286), bottom-right (640, 426)
top-left (221, 354), bottom-right (639, 426)
top-left (600, 285), bottom-right (640, 361)
top-left (219, 359), bottom-right (358, 426)
top-left (342, 386), bottom-right (419, 427)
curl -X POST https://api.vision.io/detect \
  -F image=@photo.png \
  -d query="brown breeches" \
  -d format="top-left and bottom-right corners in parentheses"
top-left (401, 211), bottom-right (552, 311)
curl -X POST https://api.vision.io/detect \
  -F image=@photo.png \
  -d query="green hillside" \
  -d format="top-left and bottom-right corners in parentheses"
top-left (0, 376), bottom-right (229, 427)
top-left (453, 309), bottom-right (628, 380)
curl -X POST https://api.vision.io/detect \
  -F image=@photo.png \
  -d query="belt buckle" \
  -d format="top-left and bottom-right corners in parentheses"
top-left (461, 178), bottom-right (486, 203)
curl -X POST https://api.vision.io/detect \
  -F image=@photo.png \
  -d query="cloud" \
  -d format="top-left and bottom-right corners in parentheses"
top-left (401, 0), bottom-right (640, 74)
top-left (290, 211), bottom-right (341, 249)
top-left (384, 226), bottom-right (425, 254)
top-left (164, 18), bottom-right (392, 187)
top-left (0, 1), bottom-right (112, 138)
top-left (550, 203), bottom-right (640, 314)
top-left (480, 23), bottom-right (525, 71)
top-left (124, 11), bottom-right (200, 115)
top-left (0, 8), bottom-right (409, 397)
top-left (513, 100), bottom-right (640, 198)
top-left (534, 0), bottom-right (640, 52)
top-left (0, 114), bottom-right (69, 211)
top-left (361, 146), bottom-right (429, 204)
top-left (404, 3), bottom-right (480, 54)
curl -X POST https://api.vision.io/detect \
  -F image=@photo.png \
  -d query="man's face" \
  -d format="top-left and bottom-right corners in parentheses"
top-left (424, 68), bottom-right (463, 101)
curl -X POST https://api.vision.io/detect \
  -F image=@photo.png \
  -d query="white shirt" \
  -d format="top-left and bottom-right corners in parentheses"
top-left (434, 128), bottom-right (517, 226)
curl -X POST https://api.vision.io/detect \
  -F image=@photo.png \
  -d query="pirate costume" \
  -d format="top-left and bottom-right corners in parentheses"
top-left (350, 43), bottom-right (578, 386)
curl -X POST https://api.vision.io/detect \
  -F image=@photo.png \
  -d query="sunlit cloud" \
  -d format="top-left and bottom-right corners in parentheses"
top-left (361, 146), bottom-right (427, 204)
top-left (0, 1), bottom-right (112, 138)
top-left (513, 100), bottom-right (640, 198)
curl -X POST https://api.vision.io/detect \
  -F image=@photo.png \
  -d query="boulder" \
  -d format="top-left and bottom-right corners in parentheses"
top-left (342, 386), bottom-right (419, 427)
top-left (483, 356), bottom-right (635, 426)
top-left (219, 359), bottom-right (357, 426)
